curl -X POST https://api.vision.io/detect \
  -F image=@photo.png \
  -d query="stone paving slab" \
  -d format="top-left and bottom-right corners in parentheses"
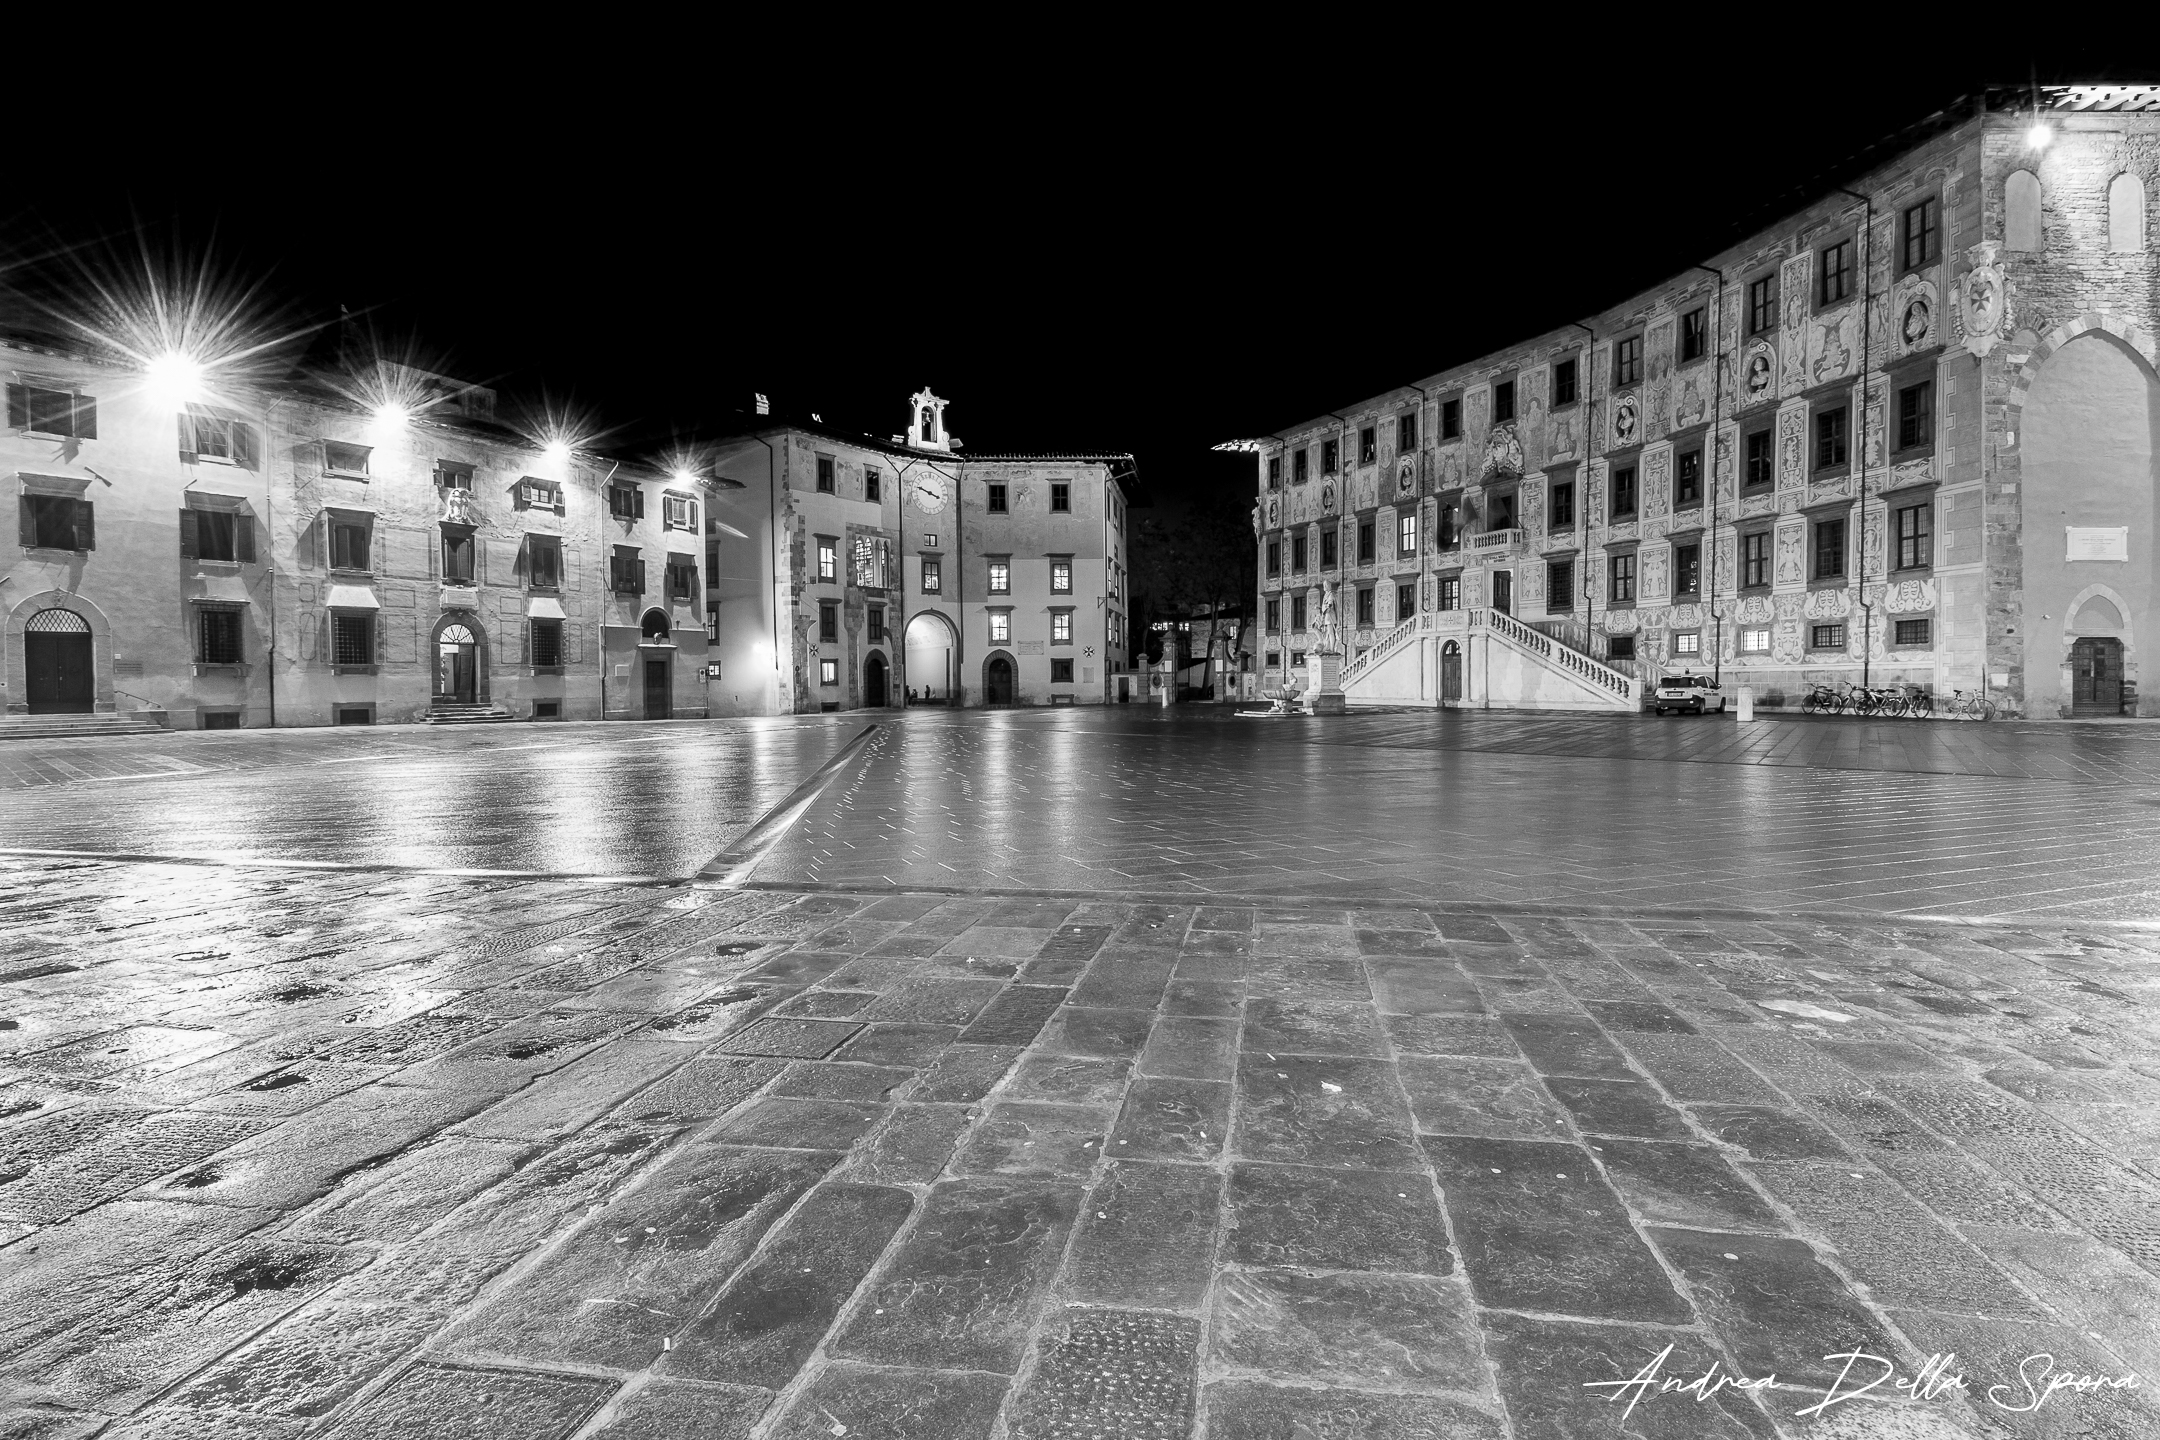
top-left (2, 856), bottom-right (2160, 1437)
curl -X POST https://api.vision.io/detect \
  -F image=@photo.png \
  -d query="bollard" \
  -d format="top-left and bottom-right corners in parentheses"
top-left (1737, 686), bottom-right (1754, 722)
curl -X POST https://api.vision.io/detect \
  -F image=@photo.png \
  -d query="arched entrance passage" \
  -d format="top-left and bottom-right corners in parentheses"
top-left (904, 611), bottom-right (957, 705)
top-left (639, 610), bottom-right (673, 719)
top-left (434, 619), bottom-right (482, 703)
top-left (1441, 640), bottom-right (1463, 704)
top-left (983, 652), bottom-right (1016, 707)
top-left (24, 608), bottom-right (93, 713)
top-left (864, 651), bottom-right (890, 707)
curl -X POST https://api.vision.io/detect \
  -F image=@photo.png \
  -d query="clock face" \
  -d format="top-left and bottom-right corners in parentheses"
top-left (912, 478), bottom-right (946, 514)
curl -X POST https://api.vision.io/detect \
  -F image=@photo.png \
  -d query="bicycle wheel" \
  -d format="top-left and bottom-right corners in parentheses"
top-left (1976, 698), bottom-right (1997, 721)
top-left (1802, 690), bottom-right (1823, 714)
top-left (1908, 693), bottom-right (1932, 718)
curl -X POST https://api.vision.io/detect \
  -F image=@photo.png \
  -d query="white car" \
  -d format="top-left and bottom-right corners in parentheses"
top-left (1653, 673), bottom-right (1727, 715)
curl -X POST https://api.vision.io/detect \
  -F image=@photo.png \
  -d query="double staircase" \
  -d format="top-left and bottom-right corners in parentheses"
top-left (1337, 609), bottom-right (1640, 712)
top-left (425, 701), bottom-right (517, 725)
top-left (0, 711), bottom-right (169, 741)
top-left (1475, 608), bottom-right (1637, 709)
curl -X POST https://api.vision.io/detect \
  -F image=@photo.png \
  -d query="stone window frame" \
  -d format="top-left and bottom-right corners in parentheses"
top-left (986, 554), bottom-right (1012, 595)
top-left (1609, 455), bottom-right (1641, 521)
top-left (1357, 518), bottom-right (1376, 564)
top-left (1545, 555), bottom-right (1577, 611)
top-left (1669, 529), bottom-right (1705, 600)
top-left (1320, 526), bottom-right (1339, 570)
top-left (1440, 396), bottom-right (1462, 440)
top-left (816, 534), bottom-right (839, 583)
top-left (1804, 499), bottom-right (1851, 588)
top-left (1739, 625), bottom-right (1773, 654)
top-left (1670, 629), bottom-right (1704, 659)
top-left (1049, 607), bottom-right (1075, 645)
top-left (1048, 554), bottom-right (1074, 594)
top-left (1355, 585), bottom-right (1375, 627)
top-left (1611, 331), bottom-right (1645, 389)
top-left (1740, 412), bottom-right (1778, 492)
top-left (1293, 447), bottom-right (1310, 485)
top-left (1491, 373), bottom-right (1518, 424)
top-left (919, 554), bottom-right (943, 594)
top-left (1605, 539), bottom-right (1640, 605)
top-left (1397, 511), bottom-right (1419, 556)
top-left (1397, 410), bottom-right (1418, 452)
top-left (986, 607), bottom-right (1013, 645)
top-left (1321, 436), bottom-right (1340, 476)
top-left (1888, 614), bottom-right (1935, 650)
top-left (1435, 570), bottom-right (1463, 611)
top-left (1547, 464), bottom-right (1579, 530)
top-left (1551, 352), bottom-right (1581, 409)
top-left (1678, 304), bottom-right (1711, 366)
top-left (1359, 424), bottom-right (1378, 466)
top-left (1883, 480), bottom-right (1939, 576)
top-left (819, 656), bottom-right (839, 686)
top-left (1292, 534), bottom-right (1309, 573)
top-left (1671, 433), bottom-right (1707, 512)
top-left (1899, 189), bottom-right (1943, 276)
top-left (1807, 388), bottom-right (1852, 479)
top-left (815, 454), bottom-right (836, 494)
top-left (1737, 520), bottom-right (1775, 593)
top-left (1813, 224), bottom-right (1860, 312)
top-left (1743, 265), bottom-right (1781, 337)
top-left (1395, 579), bottom-right (1417, 620)
top-left (1807, 621), bottom-right (1848, 652)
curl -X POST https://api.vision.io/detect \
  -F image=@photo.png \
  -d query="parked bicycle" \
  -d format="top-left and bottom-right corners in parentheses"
top-left (1940, 689), bottom-right (1997, 721)
top-left (1801, 682), bottom-right (1844, 714)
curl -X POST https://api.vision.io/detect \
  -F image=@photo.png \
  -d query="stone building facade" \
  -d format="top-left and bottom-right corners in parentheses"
top-left (711, 391), bottom-right (1139, 712)
top-left (1259, 85), bottom-right (2160, 719)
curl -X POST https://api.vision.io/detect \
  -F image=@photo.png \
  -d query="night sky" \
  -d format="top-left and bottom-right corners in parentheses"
top-left (5, 43), bottom-right (2133, 510)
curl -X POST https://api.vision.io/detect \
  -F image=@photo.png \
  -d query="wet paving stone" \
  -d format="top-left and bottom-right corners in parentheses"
top-left (1397, 1056), bottom-right (1572, 1140)
top-left (0, 1109), bottom-right (269, 1222)
top-left (714, 1096), bottom-right (885, 1151)
top-left (1648, 1227), bottom-right (1906, 1390)
top-left (1426, 1135), bottom-right (1690, 1323)
top-left (1384, 1014), bottom-right (1519, 1058)
top-left (1886, 1310), bottom-right (2160, 1437)
top-left (834, 1022), bottom-right (960, 1067)
top-left (952, 1101), bottom-right (1112, 1179)
top-left (1607, 1033), bottom-right (1786, 1104)
top-left (862, 977), bottom-right (1005, 1027)
top-left (766, 1362), bottom-right (1009, 1440)
top-left (1232, 1053), bottom-right (1420, 1169)
top-left (1004, 1053), bottom-right (1130, 1107)
top-left (1582, 999), bottom-right (1699, 1034)
top-left (321, 1361), bottom-right (614, 1440)
top-left (613, 1055), bottom-right (783, 1128)
top-left (1242, 997), bottom-right (1388, 1057)
top-left (1136, 1016), bottom-right (1238, 1081)
top-left (1201, 1381), bottom-right (1506, 1440)
top-left (582, 1379), bottom-right (770, 1439)
top-left (909, 1043), bottom-right (1021, 1103)
top-left (1209, 1268), bottom-right (1486, 1393)
top-left (1111, 1076), bottom-right (1229, 1164)
top-left (1540, 1076), bottom-right (1696, 1140)
top-left (445, 1034), bottom-right (693, 1141)
top-left (771, 988), bottom-right (878, 1019)
top-left (1500, 1013), bottom-right (1640, 1078)
top-left (1161, 979), bottom-right (1242, 1017)
top-left (1005, 1307), bottom-right (1198, 1440)
top-left (1688, 1103), bottom-right (1854, 1161)
top-left (1877, 1154), bottom-right (2075, 1229)
top-left (1063, 1160), bottom-right (1219, 1310)
top-left (1224, 1162), bottom-right (1450, 1272)
top-left (1039, 1006), bottom-right (1155, 1059)
top-left (712, 1017), bottom-right (863, 1059)
top-left (1480, 1312), bottom-right (1776, 1440)
top-left (1590, 1139), bottom-right (1786, 1232)
top-left (769, 1060), bottom-right (916, 1102)
top-left (956, 984), bottom-right (1068, 1045)
top-left (843, 1102), bottom-right (972, 1185)
top-left (159, 1294), bottom-right (447, 1427)
top-left (666, 1181), bottom-right (914, 1387)
top-left (829, 1176), bottom-right (1080, 1373)
top-left (281, 1136), bottom-right (526, 1245)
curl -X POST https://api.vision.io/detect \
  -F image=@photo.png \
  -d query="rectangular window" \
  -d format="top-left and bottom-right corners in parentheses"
top-left (1901, 196), bottom-right (1940, 271)
top-left (1266, 540), bottom-right (1280, 576)
top-left (1051, 481), bottom-right (1070, 512)
top-left (1051, 611), bottom-right (1073, 643)
top-left (1438, 576), bottom-right (1461, 611)
top-left (1321, 438), bottom-right (1339, 474)
top-left (1437, 502), bottom-right (1459, 549)
top-left (436, 461), bottom-right (475, 491)
top-left (1051, 657), bottom-right (1074, 683)
top-left (1673, 542), bottom-right (1701, 597)
top-left (1894, 617), bottom-right (1931, 646)
top-left (198, 608), bottom-right (243, 664)
top-left (183, 411), bottom-right (258, 467)
top-left (1895, 503), bottom-right (1931, 570)
top-left (865, 468), bottom-right (881, 502)
top-left (1613, 335), bottom-right (1643, 388)
top-left (921, 556), bottom-right (942, 592)
top-left (1357, 520), bottom-right (1375, 563)
top-left (1267, 456), bottom-right (1282, 489)
top-left (1815, 407), bottom-right (1849, 471)
top-left (1265, 651), bottom-right (1281, 669)
top-left (816, 456), bottom-right (835, 494)
top-left (988, 611), bottom-right (1011, 644)
top-left (1608, 552), bottom-right (1637, 603)
top-left (1398, 413), bottom-right (1417, 451)
top-left (1292, 536), bottom-right (1308, 571)
top-left (1552, 358), bottom-right (1578, 406)
top-left (1813, 517), bottom-right (1847, 579)
top-left (666, 557), bottom-right (699, 600)
top-left (1441, 399), bottom-right (1461, 438)
top-left (441, 528), bottom-right (475, 583)
top-left (1547, 558), bottom-right (1574, 609)
top-left (1674, 448), bottom-right (1703, 507)
top-left (1265, 598), bottom-right (1280, 631)
top-left (1398, 513), bottom-right (1417, 555)
top-left (818, 540), bottom-right (838, 582)
top-left (1747, 274), bottom-right (1778, 335)
top-left (1897, 381), bottom-right (1933, 452)
top-left (1488, 490), bottom-right (1516, 531)
top-left (608, 484), bottom-right (641, 519)
top-left (1291, 650), bottom-right (1306, 668)
top-left (1742, 531), bottom-right (1771, 588)
top-left (185, 509), bottom-right (256, 563)
top-left (323, 440), bottom-right (371, 475)
top-left (1294, 448), bottom-right (1310, 483)
top-left (526, 534), bottom-right (562, 589)
top-left (7, 383), bottom-right (96, 438)
top-left (988, 559), bottom-right (1010, 594)
top-left (867, 606), bottom-right (885, 642)
top-left (1607, 636), bottom-right (1637, 661)
top-left (1744, 426), bottom-right (1775, 488)
top-left (663, 494), bottom-right (696, 530)
top-left (1810, 623), bottom-right (1846, 649)
top-left (1051, 558), bottom-right (1072, 593)
top-left (610, 546), bottom-right (645, 594)
top-left (1320, 528), bottom-right (1338, 568)
top-left (1673, 631), bottom-right (1702, 656)
top-left (1359, 426), bottom-right (1377, 465)
top-left (987, 483), bottom-right (1008, 513)
top-left (1741, 627), bottom-right (1771, 653)
top-left (1680, 307), bottom-right (1708, 363)
top-left (1550, 479), bottom-right (1575, 528)
top-left (1818, 239), bottom-right (1855, 306)
top-left (530, 617), bottom-right (563, 667)
top-left (20, 494), bottom-right (93, 550)
top-left (1492, 380), bottom-right (1515, 423)
top-left (1291, 596), bottom-right (1308, 631)
top-left (1355, 587), bottom-right (1374, 625)
top-left (820, 657), bottom-right (839, 685)
top-left (1396, 581), bottom-right (1415, 618)
top-left (516, 477), bottom-right (562, 511)
top-left (1611, 464), bottom-right (1638, 519)
top-left (819, 601), bottom-right (839, 642)
top-left (330, 519), bottom-right (371, 571)
top-left (332, 613), bottom-right (373, 666)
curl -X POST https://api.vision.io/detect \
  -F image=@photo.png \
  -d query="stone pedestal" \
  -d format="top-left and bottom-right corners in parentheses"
top-left (1304, 652), bottom-right (1347, 715)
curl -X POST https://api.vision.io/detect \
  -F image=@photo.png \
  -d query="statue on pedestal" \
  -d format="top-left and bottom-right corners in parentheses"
top-left (1315, 580), bottom-right (1342, 655)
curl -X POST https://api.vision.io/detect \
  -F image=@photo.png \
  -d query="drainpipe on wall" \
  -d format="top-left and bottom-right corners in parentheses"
top-left (1571, 322), bottom-right (1601, 647)
top-left (1839, 187), bottom-right (1877, 693)
top-left (1398, 382), bottom-right (1433, 700)
top-left (263, 396), bottom-right (279, 729)
top-left (1694, 264), bottom-right (1728, 686)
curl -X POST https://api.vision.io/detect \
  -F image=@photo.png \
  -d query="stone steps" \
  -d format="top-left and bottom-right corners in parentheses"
top-left (0, 712), bottom-right (170, 741)
top-left (425, 703), bottom-right (518, 725)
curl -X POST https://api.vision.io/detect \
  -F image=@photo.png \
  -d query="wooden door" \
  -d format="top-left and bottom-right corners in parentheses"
top-left (1441, 641), bottom-right (1462, 703)
top-left (985, 656), bottom-right (1014, 706)
top-left (1492, 571), bottom-right (1513, 615)
top-left (26, 632), bottom-right (94, 713)
top-left (644, 658), bottom-right (672, 719)
top-left (2071, 638), bottom-right (2124, 716)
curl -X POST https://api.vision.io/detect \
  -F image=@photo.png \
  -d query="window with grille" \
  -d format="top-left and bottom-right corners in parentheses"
top-left (1611, 465), bottom-right (1638, 518)
top-left (1742, 532), bottom-right (1771, 588)
top-left (332, 613), bottom-right (373, 665)
top-left (1895, 504), bottom-right (1931, 570)
top-left (1813, 519), bottom-right (1847, 579)
top-left (1609, 553), bottom-right (1636, 603)
top-left (1894, 618), bottom-right (1930, 645)
top-left (1810, 623), bottom-right (1846, 649)
top-left (1547, 559), bottom-right (1574, 609)
top-left (530, 619), bottom-right (563, 667)
top-left (1818, 239), bottom-right (1855, 305)
top-left (198, 608), bottom-right (243, 664)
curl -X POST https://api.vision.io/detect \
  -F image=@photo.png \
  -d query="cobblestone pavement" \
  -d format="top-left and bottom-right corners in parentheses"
top-left (2, 713), bottom-right (2159, 1438)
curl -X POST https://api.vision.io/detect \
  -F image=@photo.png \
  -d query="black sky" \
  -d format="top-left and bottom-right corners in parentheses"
top-left (8, 37), bottom-right (2143, 509)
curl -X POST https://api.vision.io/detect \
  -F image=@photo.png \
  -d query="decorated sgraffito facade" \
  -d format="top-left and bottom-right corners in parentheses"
top-left (1258, 85), bottom-right (2160, 719)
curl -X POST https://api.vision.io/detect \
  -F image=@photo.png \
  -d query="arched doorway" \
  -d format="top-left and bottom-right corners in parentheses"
top-left (24, 608), bottom-right (94, 714)
top-left (640, 610), bottom-right (673, 719)
top-left (983, 652), bottom-right (1016, 707)
top-left (864, 651), bottom-right (890, 707)
top-left (2071, 637), bottom-right (2126, 716)
top-left (1441, 640), bottom-right (1462, 704)
top-left (904, 611), bottom-right (957, 705)
top-left (435, 620), bottom-right (480, 703)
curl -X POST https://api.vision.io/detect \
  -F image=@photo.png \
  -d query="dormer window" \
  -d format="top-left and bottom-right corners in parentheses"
top-left (435, 461), bottom-right (475, 491)
top-left (323, 440), bottom-right (372, 477)
top-left (515, 477), bottom-right (564, 512)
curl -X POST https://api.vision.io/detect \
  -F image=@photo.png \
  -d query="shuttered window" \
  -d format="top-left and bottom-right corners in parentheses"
top-left (180, 509), bottom-right (256, 563)
top-left (6, 384), bottom-right (96, 438)
top-left (19, 495), bottom-right (94, 550)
